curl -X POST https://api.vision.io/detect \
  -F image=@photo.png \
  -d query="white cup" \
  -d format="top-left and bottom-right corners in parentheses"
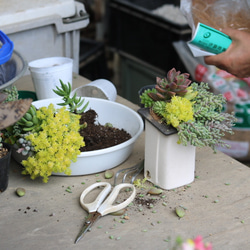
top-left (71, 79), bottom-right (117, 101)
top-left (29, 57), bottom-right (73, 100)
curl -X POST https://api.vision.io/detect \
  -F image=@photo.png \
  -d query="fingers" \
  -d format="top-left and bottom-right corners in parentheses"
top-left (204, 53), bottom-right (225, 66)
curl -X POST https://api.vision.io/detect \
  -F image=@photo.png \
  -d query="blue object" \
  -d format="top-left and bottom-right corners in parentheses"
top-left (0, 30), bottom-right (14, 65)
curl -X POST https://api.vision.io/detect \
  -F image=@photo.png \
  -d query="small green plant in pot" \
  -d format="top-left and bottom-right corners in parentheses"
top-left (138, 68), bottom-right (237, 190)
top-left (0, 87), bottom-right (32, 192)
top-left (1, 84), bottom-right (87, 183)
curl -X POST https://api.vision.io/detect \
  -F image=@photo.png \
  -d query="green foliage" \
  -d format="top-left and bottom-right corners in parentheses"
top-left (0, 86), bottom-right (21, 147)
top-left (140, 88), bottom-right (157, 108)
top-left (16, 105), bottom-right (42, 133)
top-left (2, 86), bottom-right (18, 102)
top-left (1, 105), bottom-right (42, 151)
top-left (133, 177), bottom-right (148, 188)
top-left (176, 82), bottom-right (237, 151)
top-left (151, 101), bottom-right (166, 116)
top-left (53, 80), bottom-right (89, 114)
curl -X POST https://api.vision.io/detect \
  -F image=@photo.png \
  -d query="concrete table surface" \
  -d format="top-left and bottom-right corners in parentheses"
top-left (1, 75), bottom-right (250, 250)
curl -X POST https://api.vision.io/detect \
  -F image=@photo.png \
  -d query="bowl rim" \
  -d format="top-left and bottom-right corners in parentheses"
top-left (0, 50), bottom-right (28, 90)
top-left (32, 97), bottom-right (144, 157)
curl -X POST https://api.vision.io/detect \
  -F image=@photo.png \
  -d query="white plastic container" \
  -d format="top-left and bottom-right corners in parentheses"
top-left (0, 0), bottom-right (89, 73)
top-left (29, 57), bottom-right (73, 100)
top-left (31, 97), bottom-right (144, 176)
top-left (144, 120), bottom-right (196, 190)
top-left (71, 79), bottom-right (117, 101)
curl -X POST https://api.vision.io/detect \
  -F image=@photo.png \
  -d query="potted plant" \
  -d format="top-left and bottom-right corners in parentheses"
top-left (2, 82), bottom-right (143, 182)
top-left (1, 85), bottom-right (86, 183)
top-left (0, 88), bottom-right (32, 192)
top-left (138, 68), bottom-right (236, 190)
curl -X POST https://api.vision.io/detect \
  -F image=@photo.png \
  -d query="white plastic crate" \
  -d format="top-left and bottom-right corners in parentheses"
top-left (0, 0), bottom-right (89, 73)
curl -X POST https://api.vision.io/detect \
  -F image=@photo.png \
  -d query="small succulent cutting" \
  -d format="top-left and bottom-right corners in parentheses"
top-left (53, 80), bottom-right (89, 114)
top-left (147, 69), bottom-right (192, 101)
top-left (139, 68), bottom-right (237, 151)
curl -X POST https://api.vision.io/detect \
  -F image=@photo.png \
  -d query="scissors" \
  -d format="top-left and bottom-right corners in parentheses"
top-left (75, 182), bottom-right (136, 244)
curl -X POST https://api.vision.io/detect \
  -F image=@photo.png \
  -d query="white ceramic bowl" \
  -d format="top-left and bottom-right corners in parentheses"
top-left (32, 97), bottom-right (144, 176)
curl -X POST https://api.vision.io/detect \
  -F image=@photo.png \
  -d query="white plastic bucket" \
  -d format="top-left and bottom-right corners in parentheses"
top-left (29, 57), bottom-right (73, 100)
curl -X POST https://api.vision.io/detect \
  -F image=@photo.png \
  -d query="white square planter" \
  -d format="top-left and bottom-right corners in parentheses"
top-left (144, 120), bottom-right (196, 190)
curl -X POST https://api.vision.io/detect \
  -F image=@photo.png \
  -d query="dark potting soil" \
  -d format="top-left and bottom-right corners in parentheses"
top-left (79, 109), bottom-right (132, 152)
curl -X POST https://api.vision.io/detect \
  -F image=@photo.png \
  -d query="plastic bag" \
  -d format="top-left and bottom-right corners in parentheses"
top-left (173, 40), bottom-right (250, 161)
top-left (181, 0), bottom-right (250, 33)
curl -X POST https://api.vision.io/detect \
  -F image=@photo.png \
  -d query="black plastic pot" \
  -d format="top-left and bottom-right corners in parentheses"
top-left (0, 143), bottom-right (12, 193)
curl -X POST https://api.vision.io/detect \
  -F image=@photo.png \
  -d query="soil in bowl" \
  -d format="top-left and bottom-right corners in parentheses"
top-left (79, 109), bottom-right (132, 152)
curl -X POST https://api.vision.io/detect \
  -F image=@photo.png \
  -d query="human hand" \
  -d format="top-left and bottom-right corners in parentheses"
top-left (204, 28), bottom-right (250, 78)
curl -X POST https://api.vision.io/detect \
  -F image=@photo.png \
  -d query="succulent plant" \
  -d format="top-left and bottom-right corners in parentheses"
top-left (0, 87), bottom-right (32, 131)
top-left (2, 86), bottom-right (19, 102)
top-left (148, 68), bottom-right (192, 101)
top-left (16, 105), bottom-right (41, 133)
top-left (140, 88), bottom-right (157, 108)
top-left (53, 80), bottom-right (89, 114)
top-left (0, 87), bottom-right (32, 158)
top-left (139, 68), bottom-right (237, 152)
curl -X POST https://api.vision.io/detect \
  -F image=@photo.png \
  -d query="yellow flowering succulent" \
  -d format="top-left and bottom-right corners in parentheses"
top-left (21, 104), bottom-right (85, 183)
top-left (163, 96), bottom-right (194, 128)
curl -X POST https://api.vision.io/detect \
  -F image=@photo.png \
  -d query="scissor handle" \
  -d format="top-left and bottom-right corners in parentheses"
top-left (80, 182), bottom-right (112, 213)
top-left (97, 183), bottom-right (136, 216)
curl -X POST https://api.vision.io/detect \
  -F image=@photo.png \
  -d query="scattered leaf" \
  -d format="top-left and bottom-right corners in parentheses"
top-left (175, 206), bottom-right (185, 218)
top-left (65, 186), bottom-right (72, 193)
top-left (104, 170), bottom-right (114, 179)
top-left (16, 187), bottom-right (26, 197)
top-left (147, 188), bottom-right (163, 195)
top-left (110, 209), bottom-right (126, 216)
top-left (133, 178), bottom-right (147, 188)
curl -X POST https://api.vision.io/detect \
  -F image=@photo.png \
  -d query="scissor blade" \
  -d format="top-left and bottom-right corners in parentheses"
top-left (74, 220), bottom-right (92, 244)
top-left (74, 212), bottom-right (101, 244)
